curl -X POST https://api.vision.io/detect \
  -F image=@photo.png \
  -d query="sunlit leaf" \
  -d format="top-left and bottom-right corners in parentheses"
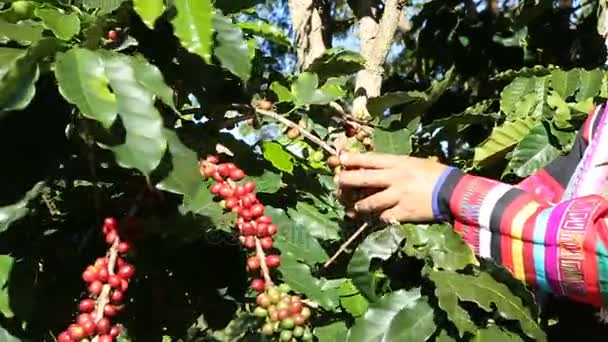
top-left (133, 0), bottom-right (164, 29)
top-left (172, 0), bottom-right (214, 63)
top-left (34, 7), bottom-right (80, 41)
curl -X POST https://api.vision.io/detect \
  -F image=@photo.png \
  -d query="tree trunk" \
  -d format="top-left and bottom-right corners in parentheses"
top-left (352, 0), bottom-right (404, 120)
top-left (288, 0), bottom-right (332, 70)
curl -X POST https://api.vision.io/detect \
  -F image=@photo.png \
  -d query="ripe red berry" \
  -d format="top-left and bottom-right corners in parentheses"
top-left (76, 313), bottom-right (92, 325)
top-left (217, 164), bottom-right (231, 178)
top-left (240, 222), bottom-right (255, 236)
top-left (243, 236), bottom-right (256, 249)
top-left (293, 313), bottom-right (306, 326)
top-left (117, 242), bottom-right (130, 254)
top-left (79, 299), bottom-right (95, 312)
top-left (267, 224), bottom-right (278, 236)
top-left (97, 317), bottom-right (111, 334)
top-left (219, 186), bottom-right (234, 198)
top-left (118, 264), bottom-right (135, 279)
top-left (257, 293), bottom-right (271, 307)
top-left (250, 204), bottom-right (264, 218)
top-left (229, 169), bottom-right (245, 181)
top-left (111, 290), bottom-right (124, 302)
top-left (257, 215), bottom-right (272, 224)
top-left (239, 208), bottom-right (253, 221)
top-left (212, 171), bottom-right (224, 182)
top-left (97, 267), bottom-right (109, 282)
top-left (243, 181), bottom-right (256, 193)
top-left (98, 335), bottom-right (114, 342)
top-left (94, 257), bottom-right (108, 269)
top-left (82, 266), bottom-right (98, 283)
top-left (116, 258), bottom-right (126, 268)
top-left (327, 155), bottom-right (341, 168)
top-left (225, 197), bottom-right (239, 209)
top-left (105, 230), bottom-right (118, 244)
top-left (110, 325), bottom-right (121, 337)
top-left (107, 30), bottom-right (118, 41)
top-left (68, 324), bottom-right (86, 340)
top-left (241, 193), bottom-right (257, 208)
top-left (260, 237), bottom-right (273, 250)
top-left (120, 278), bottom-right (129, 292)
top-left (210, 183), bottom-right (223, 195)
top-left (58, 331), bottom-right (72, 342)
top-left (233, 185), bottom-right (247, 197)
top-left (256, 223), bottom-right (269, 237)
top-left (88, 280), bottom-right (103, 295)
top-left (251, 278), bottom-right (265, 292)
top-left (206, 155), bottom-right (219, 164)
top-left (266, 254), bottom-right (280, 268)
top-left (108, 275), bottom-right (121, 288)
top-left (103, 304), bottom-right (118, 317)
top-left (104, 217), bottom-right (117, 231)
top-left (247, 256), bottom-right (261, 270)
top-left (81, 319), bottom-right (97, 336)
top-left (277, 309), bottom-right (290, 320)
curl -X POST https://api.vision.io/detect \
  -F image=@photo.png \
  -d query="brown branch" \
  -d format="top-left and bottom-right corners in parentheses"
top-left (93, 240), bottom-right (118, 324)
top-left (288, 0), bottom-right (331, 70)
top-left (255, 108), bottom-right (337, 155)
top-left (323, 222), bottom-right (368, 268)
top-left (255, 238), bottom-right (274, 286)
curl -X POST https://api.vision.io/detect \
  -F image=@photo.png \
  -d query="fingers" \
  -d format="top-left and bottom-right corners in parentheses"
top-left (339, 152), bottom-right (405, 169)
top-left (336, 168), bottom-right (394, 188)
top-left (379, 203), bottom-right (410, 224)
top-left (353, 188), bottom-right (400, 214)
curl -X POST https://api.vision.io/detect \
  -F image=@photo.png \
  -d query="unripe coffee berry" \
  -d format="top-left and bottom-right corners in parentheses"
top-left (254, 307), bottom-right (267, 317)
top-left (280, 330), bottom-right (293, 341)
top-left (280, 317), bottom-right (295, 330)
top-left (256, 293), bottom-right (271, 308)
top-left (327, 155), bottom-right (340, 168)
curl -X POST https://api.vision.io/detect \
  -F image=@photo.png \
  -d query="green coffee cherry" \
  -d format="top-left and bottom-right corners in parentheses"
top-left (292, 326), bottom-right (304, 338)
top-left (280, 318), bottom-right (295, 330)
top-left (302, 330), bottom-right (314, 341)
top-left (254, 307), bottom-right (267, 317)
top-left (280, 330), bottom-right (293, 341)
top-left (262, 323), bottom-right (274, 336)
top-left (311, 150), bottom-right (324, 162)
top-left (279, 283), bottom-right (291, 293)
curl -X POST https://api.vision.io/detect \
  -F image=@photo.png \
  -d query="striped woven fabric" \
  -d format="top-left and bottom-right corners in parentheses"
top-left (433, 103), bottom-right (608, 308)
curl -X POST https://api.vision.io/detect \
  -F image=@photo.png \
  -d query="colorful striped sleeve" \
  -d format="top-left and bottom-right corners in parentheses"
top-left (431, 107), bottom-right (608, 307)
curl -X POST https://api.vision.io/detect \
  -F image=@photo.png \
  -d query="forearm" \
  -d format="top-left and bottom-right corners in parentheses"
top-left (434, 168), bottom-right (608, 307)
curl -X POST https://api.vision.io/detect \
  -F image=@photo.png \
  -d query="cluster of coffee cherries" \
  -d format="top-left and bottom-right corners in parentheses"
top-left (255, 285), bottom-right (313, 341)
top-left (57, 217), bottom-right (135, 342)
top-left (199, 155), bottom-right (281, 291)
top-left (199, 155), bottom-right (314, 341)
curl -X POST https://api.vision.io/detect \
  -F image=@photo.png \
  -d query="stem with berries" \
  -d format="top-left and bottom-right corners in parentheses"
top-left (57, 218), bottom-right (135, 342)
top-left (199, 156), bottom-right (314, 341)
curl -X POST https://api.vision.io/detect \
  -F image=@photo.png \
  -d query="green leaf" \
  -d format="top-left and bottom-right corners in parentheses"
top-left (500, 76), bottom-right (548, 119)
top-left (506, 123), bottom-right (561, 177)
top-left (0, 325), bottom-right (20, 342)
top-left (213, 0), bottom-right (263, 14)
top-left (473, 117), bottom-right (537, 166)
top-left (437, 331), bottom-right (457, 342)
top-left (0, 255), bottom-right (14, 318)
top-left (133, 0), bottom-right (164, 29)
top-left (287, 202), bottom-right (340, 241)
top-left (546, 90), bottom-right (571, 128)
top-left (244, 170), bottom-right (282, 193)
top-left (430, 272), bottom-right (476, 337)
top-left (305, 48), bottom-right (365, 79)
top-left (474, 326), bottom-right (524, 341)
top-left (155, 129), bottom-right (202, 198)
top-left (172, 0), bottom-right (214, 63)
top-left (213, 12), bottom-right (251, 81)
top-left (0, 47), bottom-right (24, 78)
top-left (402, 224), bottom-right (478, 271)
top-left (550, 68), bottom-right (580, 98)
top-left (367, 90), bottom-right (428, 117)
top-left (576, 69), bottom-right (603, 102)
top-left (315, 321), bottom-right (348, 342)
top-left (262, 141), bottom-right (294, 174)
top-left (346, 288), bottom-right (436, 342)
top-left (429, 271), bottom-right (545, 342)
top-left (55, 48), bottom-right (168, 175)
top-left (278, 252), bottom-right (340, 310)
top-left (265, 207), bottom-right (329, 264)
top-left (237, 20), bottom-right (291, 46)
top-left (347, 225), bottom-right (406, 301)
top-left (372, 128), bottom-right (411, 155)
top-left (270, 81), bottom-right (295, 103)
top-left (0, 1), bottom-right (38, 23)
top-left (0, 18), bottom-right (42, 45)
top-left (82, 0), bottom-right (125, 14)
top-left (292, 72), bottom-right (345, 106)
top-left (339, 279), bottom-right (369, 317)
top-left (0, 45), bottom-right (37, 111)
top-left (130, 54), bottom-right (176, 110)
top-left (34, 7), bottom-right (80, 41)
top-left (0, 182), bottom-right (43, 233)
top-left (180, 182), bottom-right (226, 229)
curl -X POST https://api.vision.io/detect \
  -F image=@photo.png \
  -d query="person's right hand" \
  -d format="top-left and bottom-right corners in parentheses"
top-left (335, 152), bottom-right (448, 223)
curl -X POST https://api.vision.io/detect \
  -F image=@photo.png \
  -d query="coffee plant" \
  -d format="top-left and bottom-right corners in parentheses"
top-left (0, 0), bottom-right (607, 341)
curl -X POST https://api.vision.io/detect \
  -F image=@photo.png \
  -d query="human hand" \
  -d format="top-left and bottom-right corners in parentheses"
top-left (334, 152), bottom-right (449, 223)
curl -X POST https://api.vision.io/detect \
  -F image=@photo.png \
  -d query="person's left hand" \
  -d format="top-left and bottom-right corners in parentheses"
top-left (334, 152), bottom-right (449, 223)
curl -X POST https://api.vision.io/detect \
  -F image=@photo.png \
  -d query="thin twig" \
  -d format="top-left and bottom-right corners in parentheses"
top-left (255, 108), bottom-right (337, 155)
top-left (323, 222), bottom-right (369, 268)
top-left (255, 238), bottom-right (274, 286)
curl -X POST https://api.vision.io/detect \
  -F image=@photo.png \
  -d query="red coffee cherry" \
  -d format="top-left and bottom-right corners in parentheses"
top-left (266, 254), bottom-right (280, 268)
top-left (210, 183), bottom-right (222, 195)
top-left (96, 317), bottom-right (111, 334)
top-left (225, 197), bottom-right (239, 209)
top-left (206, 155), bottom-right (219, 164)
top-left (243, 181), bottom-right (256, 193)
top-left (111, 290), bottom-right (124, 302)
top-left (79, 299), bottom-right (95, 312)
top-left (68, 324), bottom-right (86, 340)
top-left (105, 230), bottom-right (118, 244)
top-left (58, 331), bottom-right (72, 342)
top-left (82, 266), bottom-right (98, 283)
top-left (256, 293), bottom-right (271, 308)
top-left (267, 224), bottom-right (278, 236)
top-left (290, 300), bottom-right (303, 314)
top-left (88, 280), bottom-right (103, 295)
top-left (229, 169), bottom-right (245, 181)
top-left (108, 275), bottom-right (122, 288)
top-left (104, 217), bottom-right (117, 231)
top-left (118, 264), bottom-right (135, 279)
top-left (107, 30), bottom-right (118, 41)
top-left (98, 335), bottom-right (114, 342)
top-left (97, 267), bottom-right (109, 282)
top-left (247, 256), bottom-right (261, 270)
top-left (251, 278), bottom-right (265, 292)
top-left (81, 319), bottom-right (97, 336)
top-left (217, 164), bottom-right (231, 178)
top-left (260, 237), bottom-right (273, 250)
top-left (257, 215), bottom-right (272, 224)
top-left (243, 236), bottom-right (256, 249)
top-left (117, 242), bottom-right (130, 254)
top-left (110, 325), bottom-right (121, 337)
top-left (103, 304), bottom-right (118, 317)
top-left (250, 204), bottom-right (264, 218)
